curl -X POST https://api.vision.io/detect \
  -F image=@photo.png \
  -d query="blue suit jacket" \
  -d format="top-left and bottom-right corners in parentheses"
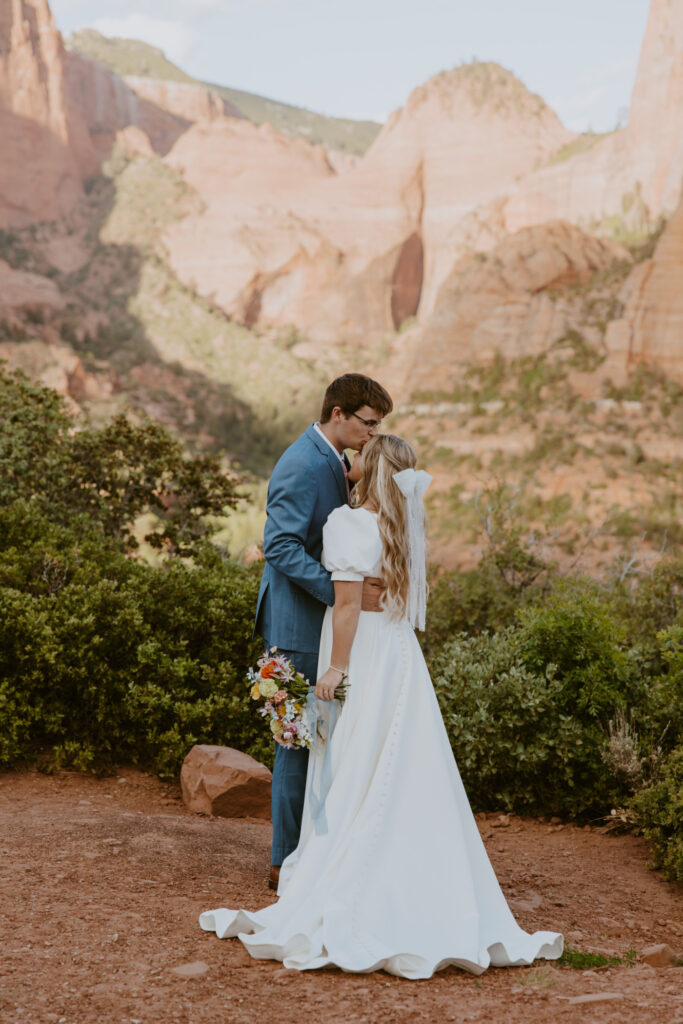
top-left (255, 424), bottom-right (348, 653)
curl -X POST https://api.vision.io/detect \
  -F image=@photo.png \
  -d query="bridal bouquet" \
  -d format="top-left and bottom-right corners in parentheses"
top-left (248, 649), bottom-right (347, 750)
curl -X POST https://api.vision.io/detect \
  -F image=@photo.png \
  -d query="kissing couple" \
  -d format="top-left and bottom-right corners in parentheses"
top-left (200, 373), bottom-right (563, 979)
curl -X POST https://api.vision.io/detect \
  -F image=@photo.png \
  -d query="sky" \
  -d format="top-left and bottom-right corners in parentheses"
top-left (51, 0), bottom-right (652, 133)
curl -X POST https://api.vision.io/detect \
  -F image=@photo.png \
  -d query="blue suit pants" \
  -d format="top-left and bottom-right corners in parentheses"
top-left (269, 647), bottom-right (319, 866)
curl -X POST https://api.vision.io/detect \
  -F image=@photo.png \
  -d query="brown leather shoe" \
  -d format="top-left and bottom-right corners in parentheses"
top-left (268, 865), bottom-right (280, 891)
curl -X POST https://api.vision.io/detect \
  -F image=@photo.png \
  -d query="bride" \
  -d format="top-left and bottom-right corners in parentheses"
top-left (199, 434), bottom-right (564, 979)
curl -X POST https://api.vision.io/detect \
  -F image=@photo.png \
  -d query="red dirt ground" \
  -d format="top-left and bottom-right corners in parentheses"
top-left (1, 769), bottom-right (682, 1024)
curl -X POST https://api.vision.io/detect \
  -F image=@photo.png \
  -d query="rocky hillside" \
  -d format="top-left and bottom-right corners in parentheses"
top-left (605, 195), bottom-right (683, 381)
top-left (378, 201), bottom-right (683, 571)
top-left (151, 0), bottom-right (682, 355)
top-left (159, 58), bottom-right (576, 351)
top-left (0, 138), bottom-right (328, 474)
top-left (0, 0), bottom-right (681, 567)
top-left (66, 29), bottom-right (381, 158)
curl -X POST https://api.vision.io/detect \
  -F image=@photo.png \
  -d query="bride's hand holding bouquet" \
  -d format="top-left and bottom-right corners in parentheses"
top-left (248, 649), bottom-right (347, 749)
top-left (315, 666), bottom-right (347, 702)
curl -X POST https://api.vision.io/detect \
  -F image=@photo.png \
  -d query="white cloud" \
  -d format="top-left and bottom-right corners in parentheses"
top-left (91, 13), bottom-right (199, 65)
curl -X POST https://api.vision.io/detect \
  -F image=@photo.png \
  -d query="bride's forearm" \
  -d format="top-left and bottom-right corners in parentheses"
top-left (331, 603), bottom-right (361, 670)
top-left (315, 583), bottom-right (362, 699)
top-left (330, 581), bottom-right (362, 671)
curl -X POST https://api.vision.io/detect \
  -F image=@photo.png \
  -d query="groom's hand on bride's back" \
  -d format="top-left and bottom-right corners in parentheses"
top-left (361, 577), bottom-right (384, 612)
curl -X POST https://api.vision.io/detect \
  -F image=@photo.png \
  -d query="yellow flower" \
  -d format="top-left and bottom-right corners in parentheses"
top-left (270, 719), bottom-right (283, 735)
top-left (259, 678), bottom-right (279, 699)
top-left (250, 683), bottom-right (261, 700)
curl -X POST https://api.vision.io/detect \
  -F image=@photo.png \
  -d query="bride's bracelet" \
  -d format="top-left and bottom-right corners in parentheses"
top-left (329, 664), bottom-right (347, 681)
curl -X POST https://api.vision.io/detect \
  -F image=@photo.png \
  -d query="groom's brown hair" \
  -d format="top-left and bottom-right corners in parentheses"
top-left (320, 373), bottom-right (393, 423)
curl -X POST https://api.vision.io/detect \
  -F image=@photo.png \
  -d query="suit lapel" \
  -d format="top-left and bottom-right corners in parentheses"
top-left (306, 424), bottom-right (348, 504)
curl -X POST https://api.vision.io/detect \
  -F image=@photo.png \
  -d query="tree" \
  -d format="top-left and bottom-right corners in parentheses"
top-left (0, 367), bottom-right (240, 555)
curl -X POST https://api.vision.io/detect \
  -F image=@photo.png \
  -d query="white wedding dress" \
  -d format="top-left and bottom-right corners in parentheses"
top-left (200, 505), bottom-right (563, 978)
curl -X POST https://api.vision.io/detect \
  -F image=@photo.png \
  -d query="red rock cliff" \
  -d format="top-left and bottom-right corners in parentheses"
top-left (0, 0), bottom-right (95, 225)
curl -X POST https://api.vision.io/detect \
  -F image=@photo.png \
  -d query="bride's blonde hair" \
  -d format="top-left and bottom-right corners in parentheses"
top-left (351, 434), bottom-right (420, 620)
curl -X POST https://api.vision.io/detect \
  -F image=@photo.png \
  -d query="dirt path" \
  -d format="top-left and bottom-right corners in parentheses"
top-left (1, 770), bottom-right (681, 1024)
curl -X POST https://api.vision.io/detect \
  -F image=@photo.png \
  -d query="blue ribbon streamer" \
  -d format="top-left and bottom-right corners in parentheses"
top-left (305, 691), bottom-right (340, 835)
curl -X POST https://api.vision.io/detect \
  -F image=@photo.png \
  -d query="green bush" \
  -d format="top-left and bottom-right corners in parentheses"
top-left (0, 368), bottom-right (267, 776)
top-left (630, 746), bottom-right (683, 881)
top-left (431, 625), bottom-right (621, 817)
top-left (629, 624), bottom-right (683, 758)
top-left (516, 583), bottom-right (632, 719)
top-left (0, 506), bottom-right (267, 776)
top-left (422, 563), bottom-right (521, 662)
top-left (428, 569), bottom-right (683, 877)
top-left (613, 557), bottom-right (683, 654)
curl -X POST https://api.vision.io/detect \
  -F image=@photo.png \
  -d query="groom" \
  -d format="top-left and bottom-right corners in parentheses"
top-left (255, 373), bottom-right (393, 889)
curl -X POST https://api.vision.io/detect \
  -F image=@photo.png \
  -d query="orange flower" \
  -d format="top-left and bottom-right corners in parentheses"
top-left (260, 660), bottom-right (278, 679)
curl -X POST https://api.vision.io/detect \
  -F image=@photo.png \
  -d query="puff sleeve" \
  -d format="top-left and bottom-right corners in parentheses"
top-left (321, 506), bottom-right (383, 582)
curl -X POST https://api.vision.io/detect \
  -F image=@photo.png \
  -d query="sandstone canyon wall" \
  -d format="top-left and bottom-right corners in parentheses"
top-left (0, 0), bottom-right (249, 227)
top-left (64, 51), bottom-right (191, 160)
top-left (162, 63), bottom-right (574, 343)
top-left (605, 197), bottom-right (683, 385)
top-left (64, 55), bottom-right (246, 161)
top-left (390, 221), bottom-right (630, 396)
top-left (2, 0), bottom-right (681, 391)
top-left (0, 0), bottom-right (95, 224)
top-left (356, 64), bottom-right (575, 318)
top-left (626, 0), bottom-right (683, 217)
top-left (162, 119), bottom-right (338, 330)
top-left (158, 0), bottom-right (683, 357)
top-left (503, 0), bottom-right (683, 234)
top-left (123, 76), bottom-right (242, 125)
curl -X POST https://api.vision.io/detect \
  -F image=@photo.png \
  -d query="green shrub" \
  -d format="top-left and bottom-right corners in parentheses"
top-left (429, 582), bottom-right (652, 817)
top-left (0, 516), bottom-right (267, 776)
top-left (629, 746), bottom-right (683, 881)
top-left (431, 627), bottom-right (620, 817)
top-left (631, 624), bottom-right (683, 760)
top-left (616, 558), bottom-right (683, 651)
top-left (0, 588), bottom-right (57, 765)
top-left (0, 368), bottom-right (266, 777)
top-left (422, 564), bottom-right (521, 661)
top-left (517, 583), bottom-right (631, 718)
top-left (558, 945), bottom-right (637, 969)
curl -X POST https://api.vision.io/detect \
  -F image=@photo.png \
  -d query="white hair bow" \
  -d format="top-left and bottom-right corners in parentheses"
top-left (392, 468), bottom-right (432, 630)
top-left (393, 468), bottom-right (432, 499)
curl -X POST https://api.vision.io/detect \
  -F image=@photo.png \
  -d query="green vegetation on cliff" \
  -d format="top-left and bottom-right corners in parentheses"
top-left (546, 131), bottom-right (611, 166)
top-left (67, 29), bottom-right (381, 156)
top-left (45, 143), bottom-right (326, 474)
top-left (415, 60), bottom-right (548, 119)
top-left (68, 29), bottom-right (194, 82)
top-left (0, 138), bottom-right (327, 477)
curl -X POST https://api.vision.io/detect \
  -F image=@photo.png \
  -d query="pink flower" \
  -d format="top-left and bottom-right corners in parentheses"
top-left (273, 690), bottom-right (287, 703)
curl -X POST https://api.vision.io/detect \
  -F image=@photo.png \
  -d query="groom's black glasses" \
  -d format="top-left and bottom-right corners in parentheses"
top-left (351, 411), bottom-right (382, 430)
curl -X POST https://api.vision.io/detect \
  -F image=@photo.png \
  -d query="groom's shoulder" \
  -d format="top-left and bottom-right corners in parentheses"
top-left (272, 425), bottom-right (321, 474)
